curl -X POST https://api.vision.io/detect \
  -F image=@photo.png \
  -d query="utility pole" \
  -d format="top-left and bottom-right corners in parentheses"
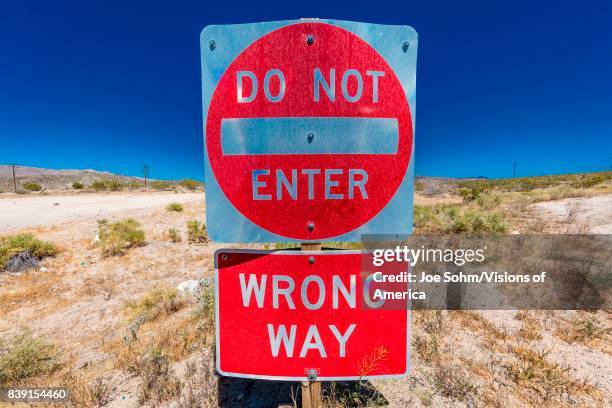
top-left (143, 165), bottom-right (149, 191)
top-left (513, 161), bottom-right (517, 178)
top-left (12, 164), bottom-right (17, 192)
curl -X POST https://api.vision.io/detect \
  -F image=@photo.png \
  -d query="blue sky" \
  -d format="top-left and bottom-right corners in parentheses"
top-left (1, 0), bottom-right (611, 180)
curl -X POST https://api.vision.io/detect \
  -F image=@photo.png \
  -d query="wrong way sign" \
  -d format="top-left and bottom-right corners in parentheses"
top-left (201, 20), bottom-right (417, 242)
top-left (215, 250), bottom-right (409, 380)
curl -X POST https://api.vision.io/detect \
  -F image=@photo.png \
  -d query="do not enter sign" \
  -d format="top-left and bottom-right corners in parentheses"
top-left (201, 20), bottom-right (417, 242)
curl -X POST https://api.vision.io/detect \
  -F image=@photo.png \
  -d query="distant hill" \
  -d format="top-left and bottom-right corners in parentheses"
top-left (0, 165), bottom-right (148, 191)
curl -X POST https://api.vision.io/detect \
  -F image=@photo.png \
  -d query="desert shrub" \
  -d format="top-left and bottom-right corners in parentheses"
top-left (22, 182), bottom-right (42, 191)
top-left (179, 179), bottom-right (201, 191)
top-left (571, 174), bottom-right (606, 188)
top-left (0, 233), bottom-right (59, 270)
top-left (194, 281), bottom-right (215, 323)
top-left (97, 218), bottom-right (145, 257)
top-left (458, 187), bottom-right (478, 202)
top-left (451, 211), bottom-right (507, 233)
top-left (414, 334), bottom-right (439, 363)
top-left (166, 202), bottom-right (184, 212)
top-left (105, 180), bottom-right (123, 191)
top-left (60, 372), bottom-right (111, 407)
top-left (72, 181), bottom-right (84, 189)
top-left (91, 180), bottom-right (106, 191)
top-left (433, 365), bottom-right (477, 401)
top-left (166, 228), bottom-right (181, 243)
top-left (414, 205), bottom-right (506, 233)
top-left (125, 287), bottom-right (182, 323)
top-left (476, 192), bottom-right (501, 209)
top-left (136, 349), bottom-right (181, 405)
top-left (151, 180), bottom-right (172, 190)
top-left (90, 179), bottom-right (123, 191)
top-left (127, 180), bottom-right (144, 189)
top-left (187, 220), bottom-right (208, 244)
top-left (0, 332), bottom-right (57, 385)
top-left (414, 205), bottom-right (439, 230)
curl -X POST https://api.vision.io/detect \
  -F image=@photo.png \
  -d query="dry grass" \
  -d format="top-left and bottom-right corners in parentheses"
top-left (433, 364), bottom-right (478, 401)
top-left (0, 331), bottom-right (58, 386)
top-left (449, 311), bottom-right (508, 352)
top-left (125, 287), bottom-right (183, 324)
top-left (0, 269), bottom-right (66, 313)
top-left (322, 381), bottom-right (386, 408)
top-left (516, 312), bottom-right (543, 341)
top-left (556, 312), bottom-right (611, 350)
top-left (112, 286), bottom-right (215, 374)
top-left (61, 372), bottom-right (112, 407)
top-left (413, 310), bottom-right (445, 364)
top-left (166, 228), bottom-right (182, 243)
top-left (506, 345), bottom-right (597, 403)
top-left (177, 351), bottom-right (218, 408)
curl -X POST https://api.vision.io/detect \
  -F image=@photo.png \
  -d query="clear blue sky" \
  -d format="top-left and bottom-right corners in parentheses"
top-left (1, 0), bottom-right (611, 180)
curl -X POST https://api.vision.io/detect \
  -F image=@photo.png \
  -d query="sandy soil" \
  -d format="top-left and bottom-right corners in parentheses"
top-left (0, 192), bottom-right (610, 407)
top-left (0, 192), bottom-right (203, 233)
top-left (533, 194), bottom-right (612, 233)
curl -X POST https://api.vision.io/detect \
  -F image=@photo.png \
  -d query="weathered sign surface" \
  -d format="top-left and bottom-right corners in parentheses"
top-left (201, 20), bottom-right (417, 242)
top-left (215, 249), bottom-right (409, 380)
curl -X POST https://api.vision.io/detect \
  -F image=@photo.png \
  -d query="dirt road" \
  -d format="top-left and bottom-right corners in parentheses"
top-left (0, 192), bottom-right (203, 233)
top-left (533, 194), bottom-right (612, 233)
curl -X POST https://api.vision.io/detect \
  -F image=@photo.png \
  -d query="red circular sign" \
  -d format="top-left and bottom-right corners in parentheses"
top-left (207, 22), bottom-right (413, 240)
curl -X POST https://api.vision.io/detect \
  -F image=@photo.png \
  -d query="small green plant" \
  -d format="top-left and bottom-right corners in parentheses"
top-left (22, 182), bottom-right (42, 192)
top-left (186, 220), bottom-right (208, 244)
top-left (126, 287), bottom-right (182, 323)
top-left (0, 233), bottom-right (59, 270)
top-left (179, 179), bottom-right (201, 191)
top-left (96, 218), bottom-right (145, 257)
top-left (166, 228), bottom-right (181, 243)
top-left (166, 202), bottom-right (184, 212)
top-left (0, 332), bottom-right (57, 386)
top-left (72, 181), bottom-right (84, 190)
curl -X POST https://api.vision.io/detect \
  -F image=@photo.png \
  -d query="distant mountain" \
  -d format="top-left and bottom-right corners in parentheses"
top-left (0, 165), bottom-right (148, 191)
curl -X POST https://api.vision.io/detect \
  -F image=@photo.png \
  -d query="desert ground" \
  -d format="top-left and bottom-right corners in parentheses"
top-left (1, 174), bottom-right (611, 407)
top-left (0, 192), bottom-right (203, 233)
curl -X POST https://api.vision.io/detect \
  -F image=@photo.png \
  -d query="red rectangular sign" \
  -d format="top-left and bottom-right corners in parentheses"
top-left (215, 249), bottom-right (409, 381)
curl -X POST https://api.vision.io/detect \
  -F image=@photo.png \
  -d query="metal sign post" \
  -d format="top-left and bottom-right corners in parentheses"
top-left (300, 242), bottom-right (321, 407)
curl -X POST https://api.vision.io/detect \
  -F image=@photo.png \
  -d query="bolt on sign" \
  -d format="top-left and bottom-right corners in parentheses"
top-left (201, 19), bottom-right (418, 242)
top-left (215, 250), bottom-right (409, 380)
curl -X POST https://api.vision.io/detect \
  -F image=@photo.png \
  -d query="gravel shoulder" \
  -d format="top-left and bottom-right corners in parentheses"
top-left (0, 192), bottom-right (203, 233)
